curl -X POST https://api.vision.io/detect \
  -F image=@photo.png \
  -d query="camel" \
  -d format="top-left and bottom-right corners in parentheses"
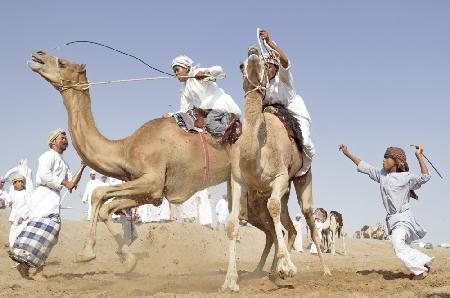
top-left (27, 51), bottom-right (298, 274)
top-left (359, 223), bottom-right (385, 239)
top-left (321, 210), bottom-right (347, 255)
top-left (221, 47), bottom-right (330, 292)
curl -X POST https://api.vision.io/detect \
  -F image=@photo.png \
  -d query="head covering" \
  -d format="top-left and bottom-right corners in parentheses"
top-left (384, 147), bottom-right (409, 172)
top-left (48, 128), bottom-right (66, 145)
top-left (172, 55), bottom-right (193, 70)
top-left (295, 213), bottom-right (301, 220)
top-left (384, 146), bottom-right (418, 199)
top-left (263, 52), bottom-right (280, 68)
top-left (90, 170), bottom-right (96, 175)
top-left (12, 174), bottom-right (26, 183)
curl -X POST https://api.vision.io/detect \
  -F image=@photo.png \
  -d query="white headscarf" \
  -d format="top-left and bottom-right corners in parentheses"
top-left (48, 128), bottom-right (66, 145)
top-left (12, 174), bottom-right (26, 183)
top-left (172, 55), bottom-right (193, 70)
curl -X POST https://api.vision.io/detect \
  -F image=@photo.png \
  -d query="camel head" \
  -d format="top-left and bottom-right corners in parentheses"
top-left (241, 45), bottom-right (268, 95)
top-left (28, 51), bottom-right (87, 91)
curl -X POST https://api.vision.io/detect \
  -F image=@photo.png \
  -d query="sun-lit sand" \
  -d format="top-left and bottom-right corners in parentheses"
top-left (1, 211), bottom-right (449, 297)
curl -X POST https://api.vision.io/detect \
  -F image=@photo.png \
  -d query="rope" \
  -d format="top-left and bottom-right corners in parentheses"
top-left (63, 40), bottom-right (175, 76)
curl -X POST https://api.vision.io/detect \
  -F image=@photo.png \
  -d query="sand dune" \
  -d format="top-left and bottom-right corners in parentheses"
top-left (1, 211), bottom-right (449, 297)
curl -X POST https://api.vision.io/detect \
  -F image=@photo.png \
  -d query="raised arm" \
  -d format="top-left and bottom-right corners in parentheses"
top-left (62, 161), bottom-right (86, 193)
top-left (339, 144), bottom-right (361, 166)
top-left (259, 29), bottom-right (289, 68)
top-left (413, 145), bottom-right (429, 175)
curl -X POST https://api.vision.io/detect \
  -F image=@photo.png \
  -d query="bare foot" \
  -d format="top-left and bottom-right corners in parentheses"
top-left (16, 263), bottom-right (31, 280)
top-left (411, 272), bottom-right (428, 280)
top-left (32, 268), bottom-right (47, 282)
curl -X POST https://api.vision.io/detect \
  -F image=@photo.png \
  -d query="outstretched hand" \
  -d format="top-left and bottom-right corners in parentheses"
top-left (259, 29), bottom-right (270, 42)
top-left (339, 144), bottom-right (349, 155)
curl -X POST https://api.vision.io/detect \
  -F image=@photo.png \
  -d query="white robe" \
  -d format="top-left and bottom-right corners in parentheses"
top-left (82, 179), bottom-right (107, 220)
top-left (159, 198), bottom-right (171, 221)
top-left (29, 149), bottom-right (72, 218)
top-left (9, 190), bottom-right (31, 247)
top-left (178, 66), bottom-right (241, 115)
top-left (196, 189), bottom-right (212, 226)
top-left (0, 189), bottom-right (11, 207)
top-left (215, 198), bottom-right (229, 225)
top-left (178, 195), bottom-right (198, 220)
top-left (293, 219), bottom-right (304, 252)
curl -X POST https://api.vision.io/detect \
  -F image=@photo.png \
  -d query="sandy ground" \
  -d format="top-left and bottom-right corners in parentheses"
top-left (0, 211), bottom-right (449, 298)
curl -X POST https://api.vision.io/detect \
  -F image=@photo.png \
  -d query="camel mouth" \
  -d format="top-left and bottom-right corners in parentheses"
top-left (27, 55), bottom-right (45, 71)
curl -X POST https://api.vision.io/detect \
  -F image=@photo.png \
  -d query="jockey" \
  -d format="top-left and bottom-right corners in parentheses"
top-left (259, 29), bottom-right (314, 176)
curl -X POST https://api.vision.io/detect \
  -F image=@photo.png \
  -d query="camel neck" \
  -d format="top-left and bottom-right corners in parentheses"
top-left (241, 90), bottom-right (263, 160)
top-left (61, 88), bottom-right (126, 177)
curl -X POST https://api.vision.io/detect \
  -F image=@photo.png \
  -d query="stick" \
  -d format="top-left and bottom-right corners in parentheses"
top-left (410, 145), bottom-right (443, 179)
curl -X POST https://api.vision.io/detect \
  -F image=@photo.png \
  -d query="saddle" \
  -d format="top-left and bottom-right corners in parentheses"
top-left (262, 104), bottom-right (303, 152)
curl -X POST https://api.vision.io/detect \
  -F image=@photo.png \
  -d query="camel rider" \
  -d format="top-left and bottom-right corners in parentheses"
top-left (9, 129), bottom-right (86, 281)
top-left (165, 55), bottom-right (241, 136)
top-left (259, 29), bottom-right (314, 176)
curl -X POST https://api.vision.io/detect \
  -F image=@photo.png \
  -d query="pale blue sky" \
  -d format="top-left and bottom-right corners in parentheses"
top-left (1, 1), bottom-right (449, 243)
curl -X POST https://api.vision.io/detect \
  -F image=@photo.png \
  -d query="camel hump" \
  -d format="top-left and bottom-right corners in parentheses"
top-left (263, 104), bottom-right (303, 152)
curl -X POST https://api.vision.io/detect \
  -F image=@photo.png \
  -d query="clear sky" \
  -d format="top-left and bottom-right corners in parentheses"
top-left (1, 1), bottom-right (449, 243)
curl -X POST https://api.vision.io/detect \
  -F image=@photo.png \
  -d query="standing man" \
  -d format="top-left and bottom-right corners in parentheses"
top-left (8, 174), bottom-right (31, 248)
top-left (81, 170), bottom-right (104, 220)
top-left (9, 128), bottom-right (86, 281)
top-left (197, 189), bottom-right (213, 229)
top-left (293, 214), bottom-right (304, 252)
top-left (0, 176), bottom-right (11, 209)
top-left (215, 194), bottom-right (229, 230)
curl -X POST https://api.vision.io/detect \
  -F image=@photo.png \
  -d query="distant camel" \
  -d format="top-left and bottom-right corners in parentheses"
top-left (322, 210), bottom-right (347, 255)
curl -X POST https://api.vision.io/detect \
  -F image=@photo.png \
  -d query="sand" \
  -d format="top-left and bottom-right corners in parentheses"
top-left (0, 211), bottom-right (449, 297)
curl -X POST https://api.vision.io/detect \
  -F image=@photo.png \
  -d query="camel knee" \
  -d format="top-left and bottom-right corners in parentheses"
top-left (225, 218), bottom-right (239, 239)
top-left (267, 199), bottom-right (281, 219)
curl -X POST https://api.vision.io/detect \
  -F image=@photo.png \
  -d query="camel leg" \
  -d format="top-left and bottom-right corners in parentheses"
top-left (98, 198), bottom-right (140, 272)
top-left (342, 226), bottom-right (347, 255)
top-left (254, 232), bottom-right (273, 273)
top-left (293, 171), bottom-right (331, 276)
top-left (331, 229), bottom-right (336, 255)
top-left (76, 176), bottom-right (164, 263)
top-left (280, 191), bottom-right (297, 252)
top-left (268, 175), bottom-right (296, 279)
top-left (221, 176), bottom-right (246, 292)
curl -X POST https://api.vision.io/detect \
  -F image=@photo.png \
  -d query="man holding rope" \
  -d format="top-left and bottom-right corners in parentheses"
top-left (9, 129), bottom-right (86, 281)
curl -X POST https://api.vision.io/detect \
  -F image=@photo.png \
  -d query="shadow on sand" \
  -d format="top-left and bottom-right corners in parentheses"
top-left (357, 269), bottom-right (411, 280)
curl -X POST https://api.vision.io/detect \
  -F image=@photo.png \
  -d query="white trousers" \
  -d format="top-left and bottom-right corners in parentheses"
top-left (9, 222), bottom-right (26, 247)
top-left (391, 227), bottom-right (433, 275)
top-left (287, 98), bottom-right (315, 176)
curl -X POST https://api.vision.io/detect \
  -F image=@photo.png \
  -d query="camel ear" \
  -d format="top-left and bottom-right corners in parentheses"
top-left (79, 64), bottom-right (86, 73)
top-left (239, 61), bottom-right (244, 74)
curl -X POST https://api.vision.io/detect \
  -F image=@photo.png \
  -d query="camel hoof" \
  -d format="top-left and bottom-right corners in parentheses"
top-left (124, 253), bottom-right (137, 273)
top-left (323, 267), bottom-right (332, 276)
top-left (277, 256), bottom-right (297, 279)
top-left (74, 251), bottom-right (96, 263)
top-left (220, 279), bottom-right (240, 292)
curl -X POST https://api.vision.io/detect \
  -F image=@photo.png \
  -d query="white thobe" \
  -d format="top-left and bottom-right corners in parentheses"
top-left (159, 198), bottom-right (171, 221)
top-left (0, 189), bottom-right (11, 207)
top-left (29, 149), bottom-right (72, 218)
top-left (310, 220), bottom-right (323, 254)
top-left (178, 195), bottom-right (198, 220)
top-left (196, 189), bottom-right (212, 226)
top-left (9, 190), bottom-right (31, 247)
top-left (215, 198), bottom-right (229, 225)
top-left (178, 66), bottom-right (241, 115)
top-left (293, 219), bottom-right (304, 252)
top-left (264, 61), bottom-right (314, 175)
top-left (82, 179), bottom-right (106, 220)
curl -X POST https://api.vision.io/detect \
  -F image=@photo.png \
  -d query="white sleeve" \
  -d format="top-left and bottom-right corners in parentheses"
top-left (179, 93), bottom-right (191, 113)
top-left (278, 60), bottom-right (294, 88)
top-left (194, 66), bottom-right (226, 80)
top-left (357, 161), bottom-right (381, 183)
top-left (37, 153), bottom-right (64, 189)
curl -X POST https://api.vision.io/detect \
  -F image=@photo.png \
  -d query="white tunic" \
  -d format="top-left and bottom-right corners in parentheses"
top-left (9, 190), bottom-right (31, 247)
top-left (178, 195), bottom-right (198, 220)
top-left (82, 179), bottom-right (107, 220)
top-left (159, 198), bottom-right (171, 221)
top-left (29, 149), bottom-right (72, 218)
top-left (264, 61), bottom-right (311, 121)
top-left (179, 66), bottom-right (241, 115)
top-left (293, 219), bottom-right (304, 252)
top-left (215, 197), bottom-right (229, 225)
top-left (196, 189), bottom-right (213, 225)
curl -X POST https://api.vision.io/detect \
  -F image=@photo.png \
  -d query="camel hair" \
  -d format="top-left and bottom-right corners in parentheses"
top-left (221, 47), bottom-right (331, 292)
top-left (27, 50), bottom-right (298, 274)
top-left (321, 210), bottom-right (347, 256)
